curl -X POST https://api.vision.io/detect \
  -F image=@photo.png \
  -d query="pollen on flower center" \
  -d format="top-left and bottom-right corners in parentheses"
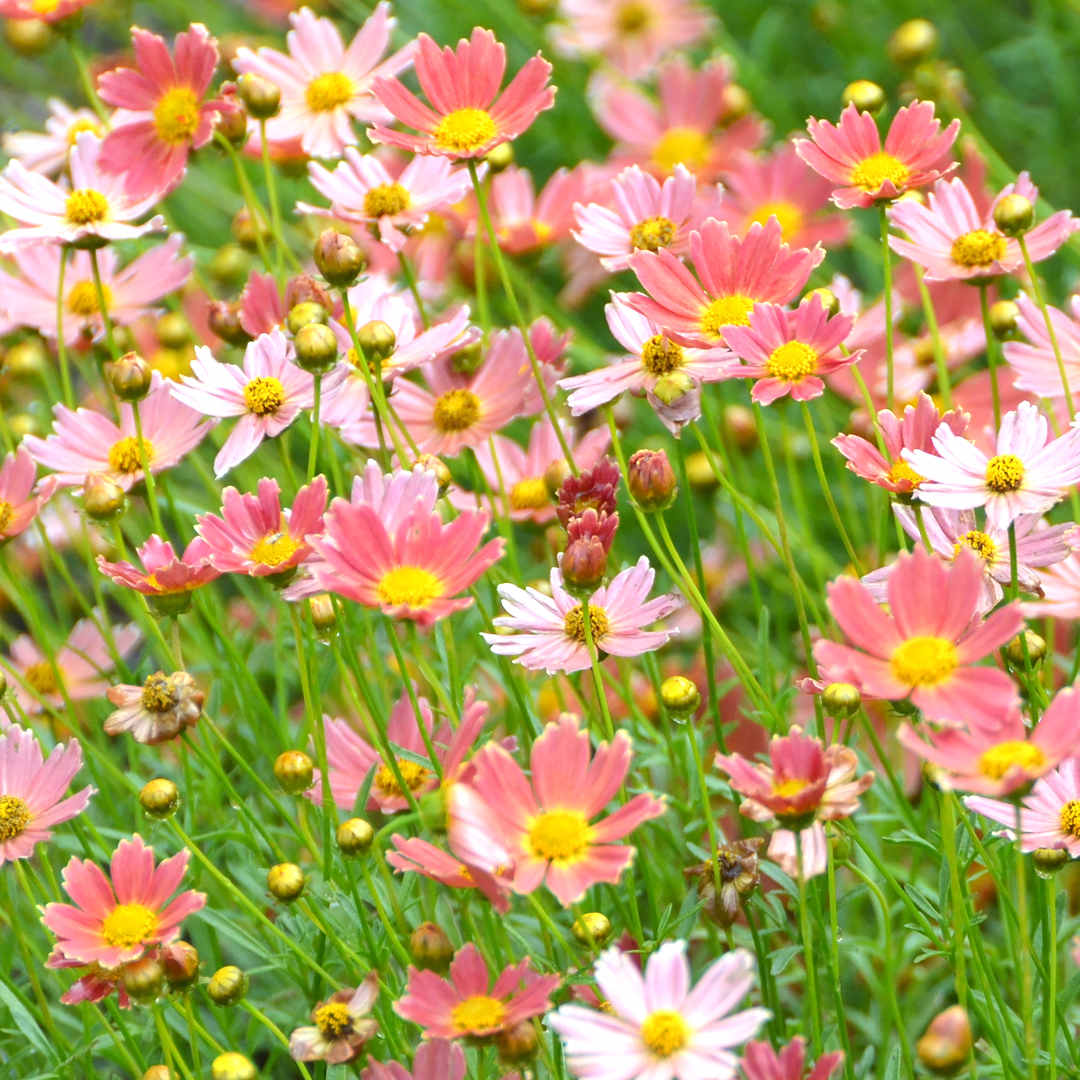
top-left (66, 117), bottom-right (101, 145)
top-left (887, 458), bottom-right (925, 487)
top-left (564, 603), bottom-right (610, 644)
top-left (509, 477), bottom-right (550, 511)
top-left (22, 661), bottom-right (59, 695)
top-left (377, 566), bottom-right (442, 608)
top-left (141, 672), bottom-right (181, 713)
top-left (978, 741), bottom-right (1047, 780)
top-left (305, 71), bottom-right (354, 113)
top-left (630, 215), bottom-right (676, 252)
top-left (849, 152), bottom-right (910, 192)
top-left (314, 1001), bottom-right (352, 1038)
top-left (616, 0), bottom-right (652, 33)
top-left (364, 182), bottom-right (411, 218)
top-left (101, 902), bottom-right (158, 949)
top-left (641, 334), bottom-right (684, 375)
top-left (108, 435), bottom-right (154, 474)
top-left (951, 229), bottom-right (1008, 269)
top-left (375, 758), bottom-right (432, 798)
top-left (529, 809), bottom-right (591, 861)
top-left (250, 531), bottom-right (302, 567)
top-left (1060, 799), bottom-right (1080, 837)
top-left (0, 500), bottom-right (14, 533)
top-left (0, 794), bottom-right (31, 841)
top-left (243, 375), bottom-right (287, 416)
top-left (451, 994), bottom-right (506, 1033)
top-left (954, 529), bottom-right (997, 562)
top-left (433, 388), bottom-right (481, 433)
top-left (65, 188), bottom-right (109, 225)
top-left (67, 279), bottom-right (112, 318)
top-left (640, 1009), bottom-right (690, 1058)
top-left (700, 294), bottom-right (754, 339)
top-left (773, 778), bottom-right (810, 799)
top-left (433, 108), bottom-right (497, 154)
top-left (985, 453), bottom-right (1025, 493)
top-left (766, 341), bottom-right (818, 382)
top-left (889, 635), bottom-right (959, 688)
top-left (749, 201), bottom-right (804, 238)
top-left (651, 127), bottom-right (710, 174)
top-left (153, 87), bottom-right (202, 145)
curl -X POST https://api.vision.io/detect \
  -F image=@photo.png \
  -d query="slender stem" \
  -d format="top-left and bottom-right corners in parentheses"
top-left (397, 251), bottom-right (429, 329)
top-left (258, 118), bottom-right (285, 281)
top-left (979, 281), bottom-right (1002, 431)
top-left (1048, 872), bottom-right (1058, 1080)
top-left (67, 34), bottom-right (109, 121)
top-left (55, 246), bottom-right (73, 408)
top-left (131, 399), bottom-right (166, 537)
top-left (89, 246), bottom-right (118, 360)
top-left (801, 401), bottom-right (863, 574)
top-left (307, 374), bottom-right (322, 482)
top-left (915, 267), bottom-right (954, 410)
top-left (941, 792), bottom-right (977, 1074)
top-left (879, 205), bottom-right (895, 412)
top-left (795, 830), bottom-right (823, 1055)
top-left (825, 836), bottom-right (856, 1080)
top-left (581, 600), bottom-right (615, 741)
top-left (215, 132), bottom-right (273, 273)
top-left (1016, 805), bottom-right (1036, 1080)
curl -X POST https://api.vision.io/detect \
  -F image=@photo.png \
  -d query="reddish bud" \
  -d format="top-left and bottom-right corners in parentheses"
top-left (207, 301), bottom-right (252, 347)
top-left (627, 449), bottom-right (677, 511)
top-left (561, 535), bottom-right (607, 592)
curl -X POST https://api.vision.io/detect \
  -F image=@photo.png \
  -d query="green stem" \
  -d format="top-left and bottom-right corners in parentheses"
top-left (55, 245), bottom-right (73, 408)
top-left (216, 132), bottom-right (273, 273)
top-left (258, 118), bottom-right (285, 281)
top-left (979, 281), bottom-right (1002, 431)
top-left (879, 204), bottom-right (896, 412)
top-left (915, 267), bottom-right (953, 410)
top-left (89, 246), bottom-right (118, 361)
top-left (941, 792), bottom-right (975, 1075)
top-left (132, 398), bottom-right (165, 537)
top-left (307, 373), bottom-right (322, 482)
top-left (794, 830), bottom-right (823, 1055)
top-left (581, 599), bottom-right (615, 741)
top-left (1048, 872), bottom-right (1058, 1080)
top-left (1016, 806), bottom-right (1036, 1080)
top-left (825, 837), bottom-right (856, 1080)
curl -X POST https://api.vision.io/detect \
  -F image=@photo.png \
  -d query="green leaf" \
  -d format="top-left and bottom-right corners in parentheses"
top-left (769, 945), bottom-right (802, 976)
top-left (882, 1044), bottom-right (901, 1080)
top-left (0, 981), bottom-right (57, 1063)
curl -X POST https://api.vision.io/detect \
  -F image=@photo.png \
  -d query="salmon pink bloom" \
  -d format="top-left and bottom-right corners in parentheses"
top-left (387, 835), bottom-right (513, 913)
top-left (1004, 292), bottom-right (1080, 403)
top-left (42, 835), bottom-right (205, 969)
top-left (0, 0), bottom-right (94, 23)
top-left (239, 270), bottom-right (285, 338)
top-left (370, 28), bottom-right (555, 160)
top-left (489, 166), bottom-right (585, 255)
top-left (549, 942), bottom-right (769, 1080)
top-left (794, 100), bottom-right (959, 210)
top-left (1022, 550), bottom-right (1080, 620)
top-left (0, 726), bottom-right (92, 865)
top-left (289, 974), bottom-right (379, 1064)
top-left (393, 942), bottom-right (560, 1039)
top-left (363, 1038), bottom-right (465, 1080)
top-left (234, 4), bottom-right (412, 159)
top-left (1, 98), bottom-right (104, 176)
top-left (97, 534), bottom-right (221, 614)
top-left (0, 446), bottom-right (57, 543)
top-left (814, 547), bottom-right (1022, 728)
top-left (741, 1038), bottom-right (844, 1080)
top-left (45, 948), bottom-right (132, 1008)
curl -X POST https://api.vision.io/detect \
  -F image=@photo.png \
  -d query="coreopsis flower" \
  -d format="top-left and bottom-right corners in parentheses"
top-left (26, 373), bottom-right (212, 490)
top-left (0, 0), bottom-right (94, 23)
top-left (447, 712), bottom-right (665, 906)
top-left (627, 217), bottom-right (823, 348)
top-left (814, 547), bottom-right (1022, 728)
top-left (1, 98), bottom-right (104, 175)
top-left (1022, 550), bottom-right (1080, 620)
top-left (832, 391), bottom-right (969, 495)
top-left (898, 684), bottom-right (1080, 794)
top-left (484, 557), bottom-right (683, 675)
top-left (97, 24), bottom-right (233, 199)
top-left (388, 835), bottom-right (513, 912)
top-left (549, 942), bottom-right (768, 1080)
top-left (0, 726), bottom-right (92, 866)
top-left (370, 28), bottom-right (555, 160)
top-left (0, 132), bottom-right (166, 251)
top-left (42, 836), bottom-right (205, 968)
top-left (794, 100), bottom-right (959, 209)
top-left (890, 174), bottom-right (1079, 282)
top-left (45, 949), bottom-right (131, 1008)
top-left (97, 535), bottom-right (221, 613)
top-left (104, 672), bottom-right (204, 745)
top-left (1003, 292), bottom-right (1080, 403)
top-left (0, 446), bottom-right (57, 543)
top-left (171, 330), bottom-right (315, 477)
top-left (683, 836), bottom-right (763, 928)
top-left (290, 975), bottom-right (379, 1064)
top-left (489, 166), bottom-right (585, 255)
top-left (393, 942), bottom-right (560, 1040)
top-left (234, 5), bottom-right (411, 159)
top-left (741, 1038), bottom-right (844, 1080)
top-left (363, 1038), bottom-right (465, 1080)
top-left (720, 295), bottom-right (861, 405)
top-left (904, 401), bottom-right (1080, 531)
top-left (238, 270), bottom-right (285, 338)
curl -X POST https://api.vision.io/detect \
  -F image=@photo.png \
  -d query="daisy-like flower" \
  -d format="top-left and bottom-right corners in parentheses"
top-left (25, 373), bottom-right (212, 490)
top-left (489, 166), bottom-right (585, 255)
top-left (388, 835), bottom-right (513, 912)
top-left (394, 942), bottom-right (560, 1040)
top-left (97, 24), bottom-right (233, 199)
top-left (794, 100), bottom-right (959, 210)
top-left (484, 556), bottom-right (683, 675)
top-left (888, 174), bottom-right (1079, 281)
top-left (447, 712), bottom-right (665, 907)
top-left (1022, 550), bottom-right (1080, 620)
top-left (832, 392), bottom-right (969, 495)
top-left (0, 446), bottom-right (57, 544)
top-left (0, 726), bottom-right (92, 866)
top-left (42, 835), bottom-right (205, 969)
top-left (369, 28), bottom-right (555, 160)
top-left (290, 974), bottom-right (379, 1064)
top-left (239, 270), bottom-right (285, 339)
top-left (45, 949), bottom-right (131, 1009)
top-left (741, 1038), bottom-right (844, 1080)
top-left (363, 1038), bottom-right (466, 1080)
top-left (97, 535), bottom-right (221, 616)
top-left (628, 217), bottom-right (823, 348)
top-left (716, 727), bottom-right (874, 880)
top-left (171, 330), bottom-right (315, 477)
top-left (1003, 292), bottom-right (1080, 403)
top-left (904, 401), bottom-right (1080, 531)
top-left (549, 941), bottom-right (769, 1080)
top-left (104, 672), bottom-right (204, 745)
top-left (721, 296), bottom-right (861, 405)
top-left (1, 98), bottom-right (104, 176)
top-left (898, 684), bottom-right (1080, 794)
top-left (0, 132), bottom-right (166, 251)
top-left (813, 547), bottom-right (1022, 728)
top-left (234, 4), bottom-right (412, 159)
top-left (0, 0), bottom-right (95, 23)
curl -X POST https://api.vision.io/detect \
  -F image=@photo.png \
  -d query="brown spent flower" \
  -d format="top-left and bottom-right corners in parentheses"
top-left (556, 458), bottom-right (620, 528)
top-left (105, 671), bottom-right (204, 745)
top-left (684, 837), bottom-right (764, 928)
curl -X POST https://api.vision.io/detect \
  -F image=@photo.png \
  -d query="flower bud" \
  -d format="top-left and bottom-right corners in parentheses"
top-left (104, 352), bottom-right (153, 402)
top-left (274, 750), bottom-right (314, 794)
top-left (267, 862), bottom-right (305, 902)
top-left (162, 941), bottom-right (200, 990)
top-left (451, 341), bottom-right (484, 375)
top-left (484, 142), bottom-right (515, 172)
top-left (543, 458), bottom-right (572, 500)
top-left (83, 473), bottom-right (127, 523)
top-left (561, 536), bottom-right (607, 592)
top-left (207, 301), bottom-right (252, 347)
top-left (4, 17), bottom-right (53, 55)
top-left (1033, 846), bottom-right (1070, 877)
top-left (208, 244), bottom-right (250, 288)
top-left (651, 371), bottom-right (694, 405)
top-left (143, 1067), bottom-right (176, 1080)
top-left (415, 454), bottom-right (452, 496)
top-left (358, 320), bottom-right (397, 362)
top-left (215, 105), bottom-right (248, 145)
top-left (683, 450), bottom-right (718, 491)
top-left (286, 300), bottom-right (328, 336)
top-left (807, 287), bottom-right (840, 318)
top-left (720, 83), bottom-right (752, 124)
top-left (156, 312), bottom-right (191, 350)
top-left (660, 675), bottom-right (701, 720)
top-left (418, 788), bottom-right (448, 833)
top-left (496, 1021), bottom-right (539, 1065)
top-left (207, 965), bottom-right (248, 1007)
top-left (309, 594), bottom-right (337, 632)
top-left (841, 80), bottom-right (886, 114)
top-left (888, 19), bottom-right (938, 66)
top-left (822, 682), bottom-right (861, 718)
top-left (571, 911), bottom-right (613, 947)
top-left (3, 337), bottom-right (49, 378)
top-left (1006, 630), bottom-right (1047, 667)
top-left (212, 1052), bottom-right (257, 1080)
top-left (313, 229), bottom-right (365, 287)
top-left (627, 449), bottom-right (677, 511)
top-left (916, 1005), bottom-right (971, 1076)
top-left (336, 817), bottom-right (374, 857)
top-left (410, 922), bottom-right (454, 972)
top-left (994, 193), bottom-right (1035, 237)
top-left (989, 299), bottom-right (1020, 340)
top-left (121, 955), bottom-right (165, 1004)
top-left (723, 404), bottom-right (757, 452)
top-left (236, 73), bottom-right (281, 119)
top-left (294, 322), bottom-right (339, 374)
top-left (232, 207), bottom-right (269, 252)
top-left (140, 778), bottom-right (180, 819)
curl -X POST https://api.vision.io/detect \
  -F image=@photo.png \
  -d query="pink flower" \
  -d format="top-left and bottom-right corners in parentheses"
top-left (387, 835), bottom-right (513, 913)
top-left (0, 0), bottom-right (94, 23)
top-left (25, 373), bottom-right (212, 490)
top-left (362, 1039), bottom-right (465, 1080)
top-left (234, 4), bottom-right (412, 159)
top-left (171, 330), bottom-right (315, 477)
top-left (42, 835), bottom-right (206, 968)
top-left (489, 165), bottom-right (585, 255)
top-left (888, 174), bottom-right (1079, 281)
top-left (904, 401), bottom-right (1080, 530)
top-left (1003, 292), bottom-right (1080, 403)
top-left (97, 24), bottom-right (232, 199)
top-left (0, 132), bottom-right (166, 251)
top-left (721, 295), bottom-right (861, 405)
top-left (239, 270), bottom-right (285, 338)
top-left (741, 1038), bottom-right (844, 1080)
top-left (370, 28), bottom-right (555, 159)
top-left (814, 547), bottom-right (1022, 728)
top-left (393, 942), bottom-right (560, 1039)
top-left (1022, 549), bottom-right (1080, 620)
top-left (549, 942), bottom-right (769, 1080)
top-left (448, 712), bottom-right (665, 906)
top-left (0, 445), bottom-right (57, 543)
top-left (627, 217), bottom-right (823, 347)
top-left (0, 725), bottom-right (92, 865)
top-left (97, 534), bottom-right (221, 606)
top-left (1, 98), bottom-right (105, 176)
top-left (794, 100), bottom-right (959, 210)
top-left (484, 556), bottom-right (683, 675)
top-left (289, 975), bottom-right (379, 1064)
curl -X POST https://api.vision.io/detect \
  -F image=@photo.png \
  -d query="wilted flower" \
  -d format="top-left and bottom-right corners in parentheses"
top-left (105, 672), bottom-right (204, 745)
top-left (683, 836), bottom-right (763, 927)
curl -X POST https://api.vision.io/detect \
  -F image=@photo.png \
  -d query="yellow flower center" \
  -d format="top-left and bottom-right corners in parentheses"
top-left (433, 108), bottom-right (497, 154)
top-left (67, 279), bottom-right (111, 318)
top-left (101, 902), bottom-right (158, 949)
top-left (849, 152), bottom-right (910, 192)
top-left (243, 376), bottom-right (286, 416)
top-left (887, 458), bottom-right (925, 487)
top-left (748, 200), bottom-right (804, 239)
top-left (451, 995), bottom-right (506, 1033)
top-left (651, 127), bottom-right (710, 174)
top-left (22, 661), bottom-right (58, 695)
top-left (377, 566), bottom-right (442, 609)
top-left (954, 529), bottom-right (997, 562)
top-left (375, 758), bottom-right (433, 798)
top-left (640, 1010), bottom-right (690, 1058)
top-left (978, 741), bottom-right (1047, 780)
top-left (563, 603), bottom-right (610, 644)
top-left (616, 0), bottom-right (652, 33)
top-left (314, 1001), bottom-right (353, 1038)
top-left (153, 87), bottom-right (202, 145)
top-left (700, 294), bottom-right (754, 339)
top-left (640, 334), bottom-right (684, 376)
top-left (433, 388), bottom-right (481, 433)
top-left (65, 188), bottom-right (109, 226)
top-left (766, 341), bottom-right (818, 383)
top-left (108, 435), bottom-right (154, 474)
top-left (889, 635), bottom-right (959, 688)
top-left (950, 229), bottom-right (1008, 269)
top-left (304, 72), bottom-right (354, 113)
top-left (0, 500), bottom-right (14, 533)
top-left (141, 672), bottom-right (180, 713)
top-left (31, 0), bottom-right (60, 13)
top-left (509, 477), bottom-right (550, 511)
top-left (1060, 800), bottom-right (1080, 837)
top-left (250, 531), bottom-right (302, 567)
top-left (66, 117), bottom-right (102, 145)
top-left (630, 215), bottom-right (676, 252)
top-left (0, 794), bottom-right (31, 841)
top-left (529, 809), bottom-right (591, 862)
top-left (364, 182), bottom-right (411, 218)
top-left (984, 453), bottom-right (1025, 493)
top-left (773, 778), bottom-right (810, 799)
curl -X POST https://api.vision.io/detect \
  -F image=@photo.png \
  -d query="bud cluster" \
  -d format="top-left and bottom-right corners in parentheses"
top-left (557, 459), bottom-right (621, 591)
